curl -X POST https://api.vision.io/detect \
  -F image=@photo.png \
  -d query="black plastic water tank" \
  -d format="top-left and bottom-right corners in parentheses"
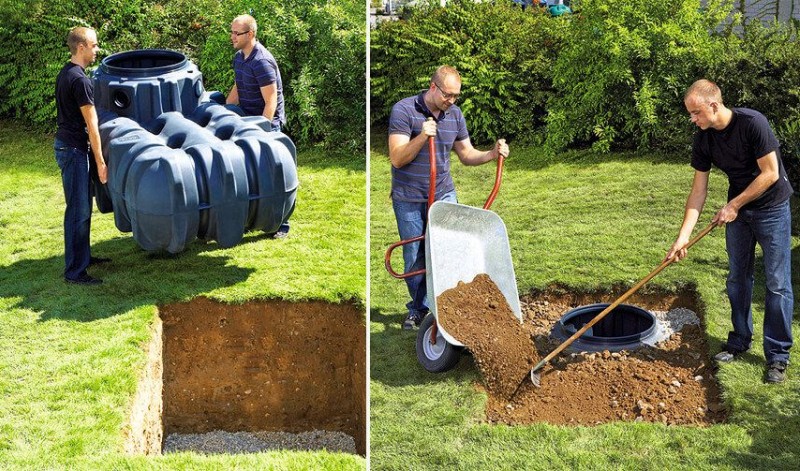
top-left (98, 104), bottom-right (297, 253)
top-left (551, 303), bottom-right (660, 352)
top-left (93, 49), bottom-right (298, 253)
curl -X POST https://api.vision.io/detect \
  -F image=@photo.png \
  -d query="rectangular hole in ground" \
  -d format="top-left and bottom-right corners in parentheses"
top-left (470, 284), bottom-right (728, 426)
top-left (124, 297), bottom-right (366, 456)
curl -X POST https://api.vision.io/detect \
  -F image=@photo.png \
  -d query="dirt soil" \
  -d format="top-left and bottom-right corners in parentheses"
top-left (439, 277), bottom-right (727, 426)
top-left (438, 274), bottom-right (539, 400)
top-left (159, 297), bottom-right (366, 454)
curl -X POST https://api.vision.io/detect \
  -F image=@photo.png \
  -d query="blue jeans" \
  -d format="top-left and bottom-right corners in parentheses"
top-left (725, 200), bottom-right (793, 363)
top-left (273, 122), bottom-right (290, 234)
top-left (54, 139), bottom-right (92, 280)
top-left (392, 190), bottom-right (457, 316)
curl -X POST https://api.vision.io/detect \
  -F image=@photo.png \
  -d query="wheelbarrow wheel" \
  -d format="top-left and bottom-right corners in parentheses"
top-left (416, 313), bottom-right (462, 373)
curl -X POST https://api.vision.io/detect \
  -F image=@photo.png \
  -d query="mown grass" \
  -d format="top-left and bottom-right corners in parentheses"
top-left (370, 130), bottom-right (800, 470)
top-left (0, 120), bottom-right (366, 470)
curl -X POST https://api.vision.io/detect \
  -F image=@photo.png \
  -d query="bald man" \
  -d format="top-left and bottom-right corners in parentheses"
top-left (666, 79), bottom-right (793, 383)
top-left (54, 26), bottom-right (110, 285)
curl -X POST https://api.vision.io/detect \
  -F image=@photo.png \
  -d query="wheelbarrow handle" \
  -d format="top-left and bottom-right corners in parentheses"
top-left (531, 221), bottom-right (716, 375)
top-left (384, 235), bottom-right (427, 279)
top-left (385, 132), bottom-right (437, 280)
top-left (483, 154), bottom-right (505, 210)
top-left (427, 131), bottom-right (436, 207)
top-left (385, 132), bottom-right (506, 278)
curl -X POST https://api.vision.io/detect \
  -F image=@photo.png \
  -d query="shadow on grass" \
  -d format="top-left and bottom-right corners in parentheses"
top-left (370, 307), bottom-right (478, 388)
top-left (714, 388), bottom-right (800, 469)
top-left (710, 241), bottom-right (800, 468)
top-left (292, 143), bottom-right (367, 172)
top-left (0, 234), bottom-right (257, 322)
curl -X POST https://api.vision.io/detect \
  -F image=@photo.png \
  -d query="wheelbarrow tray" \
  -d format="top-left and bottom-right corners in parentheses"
top-left (425, 201), bottom-right (522, 347)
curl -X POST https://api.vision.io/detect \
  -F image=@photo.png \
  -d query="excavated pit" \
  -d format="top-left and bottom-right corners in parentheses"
top-left (124, 297), bottom-right (366, 456)
top-left (437, 276), bottom-right (727, 427)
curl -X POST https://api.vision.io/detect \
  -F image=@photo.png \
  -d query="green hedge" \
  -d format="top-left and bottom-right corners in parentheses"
top-left (544, 0), bottom-right (732, 152)
top-left (0, 0), bottom-right (365, 154)
top-left (371, 0), bottom-right (567, 145)
top-left (710, 20), bottom-right (800, 149)
top-left (371, 0), bottom-right (800, 156)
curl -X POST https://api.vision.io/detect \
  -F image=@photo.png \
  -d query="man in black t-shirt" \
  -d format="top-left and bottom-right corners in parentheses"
top-left (54, 26), bottom-right (109, 285)
top-left (665, 79), bottom-right (793, 383)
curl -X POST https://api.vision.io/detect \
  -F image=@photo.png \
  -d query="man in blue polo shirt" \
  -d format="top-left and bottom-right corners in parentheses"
top-left (389, 65), bottom-right (510, 330)
top-left (226, 14), bottom-right (290, 238)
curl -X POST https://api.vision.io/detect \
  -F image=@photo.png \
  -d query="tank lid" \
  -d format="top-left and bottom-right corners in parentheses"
top-left (100, 49), bottom-right (189, 77)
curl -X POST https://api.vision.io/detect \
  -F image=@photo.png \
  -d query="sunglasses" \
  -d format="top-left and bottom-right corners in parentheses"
top-left (434, 82), bottom-right (461, 101)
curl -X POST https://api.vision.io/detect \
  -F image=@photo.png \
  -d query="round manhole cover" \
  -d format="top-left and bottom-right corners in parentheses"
top-left (551, 303), bottom-right (660, 352)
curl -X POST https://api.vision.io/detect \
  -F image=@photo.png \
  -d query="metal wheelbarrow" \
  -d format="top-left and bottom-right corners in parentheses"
top-left (385, 132), bottom-right (521, 372)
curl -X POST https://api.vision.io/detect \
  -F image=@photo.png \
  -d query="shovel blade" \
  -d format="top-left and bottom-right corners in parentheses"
top-left (530, 369), bottom-right (541, 388)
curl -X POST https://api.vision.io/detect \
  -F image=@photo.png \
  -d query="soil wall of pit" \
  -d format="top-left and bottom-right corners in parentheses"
top-left (159, 297), bottom-right (366, 455)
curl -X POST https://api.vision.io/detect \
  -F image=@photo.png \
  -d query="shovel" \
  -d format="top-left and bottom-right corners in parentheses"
top-left (529, 222), bottom-right (716, 388)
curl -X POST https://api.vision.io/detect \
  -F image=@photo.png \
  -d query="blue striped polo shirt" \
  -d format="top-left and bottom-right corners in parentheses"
top-left (233, 42), bottom-right (285, 127)
top-left (388, 92), bottom-right (469, 202)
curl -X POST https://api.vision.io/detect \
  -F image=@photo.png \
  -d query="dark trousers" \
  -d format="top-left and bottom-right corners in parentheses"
top-left (54, 139), bottom-right (92, 280)
top-left (725, 200), bottom-right (793, 363)
top-left (391, 190), bottom-right (457, 316)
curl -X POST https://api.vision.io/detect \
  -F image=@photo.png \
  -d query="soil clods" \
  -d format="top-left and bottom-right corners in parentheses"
top-left (437, 274), bottom-right (539, 400)
top-left (436, 275), bottom-right (727, 426)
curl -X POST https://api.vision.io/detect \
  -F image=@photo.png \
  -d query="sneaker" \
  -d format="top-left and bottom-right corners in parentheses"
top-left (65, 274), bottom-right (103, 285)
top-left (765, 361), bottom-right (787, 384)
top-left (270, 230), bottom-right (289, 239)
top-left (89, 256), bottom-right (112, 265)
top-left (714, 349), bottom-right (742, 363)
top-left (402, 311), bottom-right (425, 330)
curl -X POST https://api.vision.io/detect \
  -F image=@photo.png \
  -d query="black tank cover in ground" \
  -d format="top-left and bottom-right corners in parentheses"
top-left (552, 303), bottom-right (660, 352)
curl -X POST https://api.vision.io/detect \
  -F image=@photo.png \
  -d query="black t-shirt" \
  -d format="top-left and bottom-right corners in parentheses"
top-left (691, 107), bottom-right (793, 210)
top-left (55, 62), bottom-right (94, 151)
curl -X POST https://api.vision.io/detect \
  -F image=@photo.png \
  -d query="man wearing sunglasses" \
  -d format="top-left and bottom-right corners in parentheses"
top-left (388, 65), bottom-right (510, 330)
top-left (226, 14), bottom-right (290, 238)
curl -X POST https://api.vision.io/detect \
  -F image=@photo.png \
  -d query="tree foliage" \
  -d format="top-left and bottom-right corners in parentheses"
top-left (0, 0), bottom-right (365, 154)
top-left (372, 0), bottom-right (800, 157)
top-left (371, 0), bottom-right (567, 145)
top-left (543, 0), bottom-right (733, 153)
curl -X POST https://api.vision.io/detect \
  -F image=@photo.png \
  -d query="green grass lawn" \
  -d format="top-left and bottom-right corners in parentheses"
top-left (370, 131), bottom-right (800, 470)
top-left (0, 120), bottom-right (366, 470)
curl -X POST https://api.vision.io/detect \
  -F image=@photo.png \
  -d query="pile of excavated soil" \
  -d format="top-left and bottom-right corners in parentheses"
top-left (437, 277), bottom-right (727, 426)
top-left (437, 274), bottom-right (539, 400)
top-left (502, 294), bottom-right (726, 426)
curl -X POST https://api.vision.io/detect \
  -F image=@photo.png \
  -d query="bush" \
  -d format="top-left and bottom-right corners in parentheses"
top-left (544, 0), bottom-right (733, 153)
top-left (371, 0), bottom-right (567, 145)
top-left (708, 20), bottom-right (800, 127)
top-left (0, 0), bottom-right (365, 154)
top-left (0, 0), bottom-right (160, 125)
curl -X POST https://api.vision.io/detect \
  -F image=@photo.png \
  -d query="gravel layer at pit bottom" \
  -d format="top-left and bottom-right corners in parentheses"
top-left (163, 430), bottom-right (357, 454)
